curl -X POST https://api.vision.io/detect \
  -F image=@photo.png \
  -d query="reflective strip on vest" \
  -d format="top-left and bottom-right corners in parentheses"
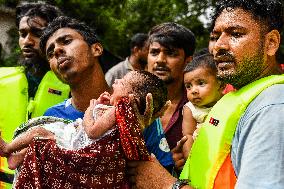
top-left (180, 75), bottom-right (284, 189)
top-left (29, 71), bottom-right (70, 118)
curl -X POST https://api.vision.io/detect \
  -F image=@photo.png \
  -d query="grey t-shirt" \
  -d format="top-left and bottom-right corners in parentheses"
top-left (231, 84), bottom-right (284, 189)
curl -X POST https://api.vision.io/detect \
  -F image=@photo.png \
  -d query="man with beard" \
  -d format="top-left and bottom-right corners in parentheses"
top-left (0, 3), bottom-right (69, 188)
top-left (127, 0), bottom-right (284, 188)
top-left (105, 33), bottom-right (148, 88)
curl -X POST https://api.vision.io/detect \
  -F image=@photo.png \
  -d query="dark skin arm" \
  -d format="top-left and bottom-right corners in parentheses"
top-left (2, 127), bottom-right (55, 170)
top-left (127, 155), bottom-right (193, 189)
top-left (127, 93), bottom-right (195, 188)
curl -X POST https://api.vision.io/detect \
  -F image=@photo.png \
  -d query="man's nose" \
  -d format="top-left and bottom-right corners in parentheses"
top-left (156, 52), bottom-right (166, 64)
top-left (54, 45), bottom-right (65, 58)
top-left (213, 33), bottom-right (230, 54)
top-left (23, 33), bottom-right (35, 46)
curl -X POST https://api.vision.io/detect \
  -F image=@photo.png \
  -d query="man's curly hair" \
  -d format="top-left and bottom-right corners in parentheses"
top-left (211, 0), bottom-right (284, 33)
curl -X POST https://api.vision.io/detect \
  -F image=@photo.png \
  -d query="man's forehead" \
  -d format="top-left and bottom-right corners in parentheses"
top-left (19, 16), bottom-right (47, 30)
top-left (47, 28), bottom-right (83, 43)
top-left (149, 41), bottom-right (178, 51)
top-left (213, 8), bottom-right (257, 31)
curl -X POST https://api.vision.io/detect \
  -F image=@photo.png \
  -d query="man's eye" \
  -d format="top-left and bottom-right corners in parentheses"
top-left (210, 35), bottom-right (219, 41)
top-left (231, 32), bottom-right (243, 38)
top-left (19, 32), bottom-right (27, 38)
top-left (64, 39), bottom-right (72, 45)
top-left (47, 51), bottom-right (54, 59)
top-left (149, 50), bottom-right (158, 56)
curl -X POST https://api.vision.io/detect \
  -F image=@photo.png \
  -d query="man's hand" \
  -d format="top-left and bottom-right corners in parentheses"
top-left (129, 93), bottom-right (171, 130)
top-left (7, 148), bottom-right (27, 170)
top-left (127, 154), bottom-right (177, 189)
top-left (171, 136), bottom-right (188, 170)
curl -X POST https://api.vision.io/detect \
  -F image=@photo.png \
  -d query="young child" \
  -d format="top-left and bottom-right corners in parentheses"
top-left (182, 54), bottom-right (225, 159)
top-left (0, 70), bottom-right (168, 188)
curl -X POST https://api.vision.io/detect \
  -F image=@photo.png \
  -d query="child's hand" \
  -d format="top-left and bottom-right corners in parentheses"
top-left (97, 91), bottom-right (111, 105)
top-left (83, 99), bottom-right (96, 128)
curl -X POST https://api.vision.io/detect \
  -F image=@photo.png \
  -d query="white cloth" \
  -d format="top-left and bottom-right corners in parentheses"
top-left (184, 101), bottom-right (212, 124)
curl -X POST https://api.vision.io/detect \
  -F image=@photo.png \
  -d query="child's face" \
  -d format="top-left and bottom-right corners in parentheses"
top-left (111, 72), bottom-right (137, 105)
top-left (184, 67), bottom-right (223, 107)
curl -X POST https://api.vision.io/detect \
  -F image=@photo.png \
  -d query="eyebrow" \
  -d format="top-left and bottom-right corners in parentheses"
top-left (46, 34), bottom-right (72, 55)
top-left (212, 25), bottom-right (247, 34)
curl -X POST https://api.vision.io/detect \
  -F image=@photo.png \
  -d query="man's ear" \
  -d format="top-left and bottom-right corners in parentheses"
top-left (133, 46), bottom-right (139, 56)
top-left (265, 30), bottom-right (280, 56)
top-left (91, 43), bottom-right (103, 57)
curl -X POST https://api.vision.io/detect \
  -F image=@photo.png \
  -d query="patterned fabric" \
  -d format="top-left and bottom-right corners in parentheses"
top-left (14, 97), bottom-right (150, 188)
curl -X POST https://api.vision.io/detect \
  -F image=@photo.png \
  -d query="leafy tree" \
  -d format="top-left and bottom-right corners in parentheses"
top-left (54, 0), bottom-right (211, 58)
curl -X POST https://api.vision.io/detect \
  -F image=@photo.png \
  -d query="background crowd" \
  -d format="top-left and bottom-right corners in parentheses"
top-left (0, 0), bottom-right (283, 189)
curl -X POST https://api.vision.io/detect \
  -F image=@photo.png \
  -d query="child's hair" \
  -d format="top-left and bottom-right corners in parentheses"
top-left (184, 53), bottom-right (217, 75)
top-left (128, 71), bottom-right (167, 115)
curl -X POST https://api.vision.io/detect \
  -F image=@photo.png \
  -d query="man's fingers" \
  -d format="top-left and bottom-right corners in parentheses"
top-left (153, 100), bottom-right (171, 118)
top-left (7, 148), bottom-right (27, 170)
top-left (172, 136), bottom-right (188, 153)
top-left (129, 94), bottom-right (140, 117)
top-left (175, 159), bottom-right (185, 170)
top-left (143, 93), bottom-right (154, 124)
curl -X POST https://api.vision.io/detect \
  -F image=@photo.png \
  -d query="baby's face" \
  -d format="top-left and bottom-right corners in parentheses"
top-left (184, 67), bottom-right (223, 107)
top-left (111, 72), bottom-right (138, 105)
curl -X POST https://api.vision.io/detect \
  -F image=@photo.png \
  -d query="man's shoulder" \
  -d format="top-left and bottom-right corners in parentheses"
top-left (105, 59), bottom-right (128, 75)
top-left (44, 100), bottom-right (68, 114)
top-left (44, 99), bottom-right (84, 120)
top-left (246, 84), bottom-right (284, 114)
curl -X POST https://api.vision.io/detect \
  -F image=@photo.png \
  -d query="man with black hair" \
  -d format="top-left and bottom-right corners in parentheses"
top-left (128, 0), bottom-right (284, 188)
top-left (146, 22), bottom-right (196, 152)
top-left (0, 2), bottom-right (69, 188)
top-left (105, 33), bottom-right (148, 87)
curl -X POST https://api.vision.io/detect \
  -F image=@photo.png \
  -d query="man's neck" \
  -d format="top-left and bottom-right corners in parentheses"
top-left (167, 81), bottom-right (184, 102)
top-left (159, 81), bottom-right (184, 130)
top-left (70, 66), bottom-right (110, 112)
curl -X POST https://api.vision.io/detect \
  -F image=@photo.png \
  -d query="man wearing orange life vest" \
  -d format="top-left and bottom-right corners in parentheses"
top-left (127, 0), bottom-right (284, 188)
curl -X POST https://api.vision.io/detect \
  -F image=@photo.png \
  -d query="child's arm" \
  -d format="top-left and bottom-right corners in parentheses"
top-left (83, 99), bottom-right (116, 139)
top-left (182, 106), bottom-right (197, 159)
top-left (0, 127), bottom-right (54, 156)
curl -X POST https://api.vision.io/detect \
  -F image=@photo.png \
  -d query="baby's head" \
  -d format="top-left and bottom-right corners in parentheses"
top-left (111, 71), bottom-right (167, 114)
top-left (183, 53), bottom-right (224, 107)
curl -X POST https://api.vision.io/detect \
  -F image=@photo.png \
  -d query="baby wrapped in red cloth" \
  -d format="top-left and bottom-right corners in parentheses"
top-left (0, 71), bottom-right (168, 188)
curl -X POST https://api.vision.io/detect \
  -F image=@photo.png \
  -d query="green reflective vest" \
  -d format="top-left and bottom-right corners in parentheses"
top-left (180, 74), bottom-right (284, 189)
top-left (0, 67), bottom-right (70, 189)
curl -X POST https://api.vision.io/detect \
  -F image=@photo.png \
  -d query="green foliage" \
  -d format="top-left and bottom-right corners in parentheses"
top-left (0, 0), bottom-right (214, 66)
top-left (0, 27), bottom-right (20, 67)
top-left (54, 0), bottom-right (211, 58)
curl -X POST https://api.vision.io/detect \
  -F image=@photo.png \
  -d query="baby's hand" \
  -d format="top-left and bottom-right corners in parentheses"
top-left (97, 91), bottom-right (111, 105)
top-left (83, 99), bottom-right (96, 128)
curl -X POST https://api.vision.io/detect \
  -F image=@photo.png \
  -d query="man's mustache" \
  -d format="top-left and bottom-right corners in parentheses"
top-left (214, 49), bottom-right (235, 62)
top-left (153, 66), bottom-right (170, 72)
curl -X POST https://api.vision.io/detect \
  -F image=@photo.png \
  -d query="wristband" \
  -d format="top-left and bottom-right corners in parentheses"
top-left (172, 179), bottom-right (189, 189)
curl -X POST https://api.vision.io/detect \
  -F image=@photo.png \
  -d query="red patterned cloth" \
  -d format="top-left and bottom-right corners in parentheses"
top-left (14, 97), bottom-right (150, 188)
